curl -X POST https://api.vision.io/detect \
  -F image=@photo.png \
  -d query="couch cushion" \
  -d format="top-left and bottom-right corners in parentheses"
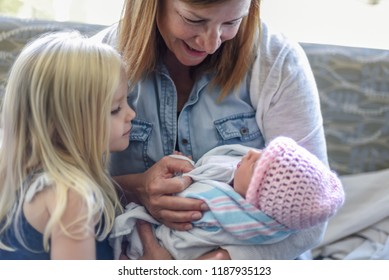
top-left (0, 16), bottom-right (106, 98)
top-left (302, 43), bottom-right (389, 175)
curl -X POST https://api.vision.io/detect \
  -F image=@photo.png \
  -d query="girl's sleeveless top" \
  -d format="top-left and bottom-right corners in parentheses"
top-left (0, 173), bottom-right (113, 260)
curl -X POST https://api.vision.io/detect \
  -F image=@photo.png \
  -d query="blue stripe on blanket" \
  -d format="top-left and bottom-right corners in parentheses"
top-left (185, 181), bottom-right (295, 244)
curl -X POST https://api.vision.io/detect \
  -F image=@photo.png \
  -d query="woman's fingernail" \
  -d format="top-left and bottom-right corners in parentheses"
top-left (201, 203), bottom-right (209, 211)
top-left (192, 212), bottom-right (202, 220)
top-left (184, 224), bottom-right (193, 230)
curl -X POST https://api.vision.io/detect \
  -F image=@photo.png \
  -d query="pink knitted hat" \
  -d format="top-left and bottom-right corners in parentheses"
top-left (245, 137), bottom-right (345, 230)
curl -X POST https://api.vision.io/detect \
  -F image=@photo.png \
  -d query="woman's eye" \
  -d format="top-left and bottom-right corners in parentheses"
top-left (181, 15), bottom-right (203, 24)
top-left (225, 19), bottom-right (242, 26)
top-left (111, 107), bottom-right (121, 115)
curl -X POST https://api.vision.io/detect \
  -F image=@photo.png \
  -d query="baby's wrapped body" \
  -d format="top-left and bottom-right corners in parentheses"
top-left (110, 139), bottom-right (344, 260)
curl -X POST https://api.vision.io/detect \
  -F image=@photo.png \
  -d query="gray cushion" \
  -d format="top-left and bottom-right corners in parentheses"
top-left (0, 16), bottom-right (105, 97)
top-left (302, 43), bottom-right (389, 175)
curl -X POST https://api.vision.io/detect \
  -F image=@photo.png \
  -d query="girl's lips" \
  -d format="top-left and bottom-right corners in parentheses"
top-left (123, 128), bottom-right (131, 136)
top-left (237, 161), bottom-right (241, 169)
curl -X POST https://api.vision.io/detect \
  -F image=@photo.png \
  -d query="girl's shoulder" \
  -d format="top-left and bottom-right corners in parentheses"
top-left (23, 173), bottom-right (87, 234)
top-left (23, 173), bottom-right (55, 234)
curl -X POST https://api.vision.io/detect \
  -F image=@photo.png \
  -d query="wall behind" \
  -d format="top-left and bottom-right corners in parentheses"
top-left (261, 0), bottom-right (389, 50)
top-left (0, 0), bottom-right (124, 25)
top-left (0, 0), bottom-right (388, 50)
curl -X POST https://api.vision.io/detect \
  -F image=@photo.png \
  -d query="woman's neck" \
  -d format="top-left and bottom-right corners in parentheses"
top-left (164, 51), bottom-right (194, 112)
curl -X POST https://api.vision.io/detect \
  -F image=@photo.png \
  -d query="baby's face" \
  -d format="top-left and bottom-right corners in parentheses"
top-left (233, 149), bottom-right (261, 197)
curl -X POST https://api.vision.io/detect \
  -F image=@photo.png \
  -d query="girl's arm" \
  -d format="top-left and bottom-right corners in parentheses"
top-left (49, 189), bottom-right (96, 259)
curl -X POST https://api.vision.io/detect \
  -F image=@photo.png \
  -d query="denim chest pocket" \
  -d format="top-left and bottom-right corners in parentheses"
top-left (214, 112), bottom-right (263, 146)
top-left (130, 119), bottom-right (153, 142)
top-left (128, 119), bottom-right (154, 171)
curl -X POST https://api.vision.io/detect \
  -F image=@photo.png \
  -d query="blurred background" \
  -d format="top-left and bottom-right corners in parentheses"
top-left (0, 0), bottom-right (388, 49)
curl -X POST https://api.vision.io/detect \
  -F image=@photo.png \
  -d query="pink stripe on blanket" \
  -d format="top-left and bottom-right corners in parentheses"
top-left (208, 199), bottom-right (258, 212)
top-left (224, 221), bottom-right (284, 233)
top-left (211, 197), bottom-right (238, 204)
top-left (232, 229), bottom-right (282, 240)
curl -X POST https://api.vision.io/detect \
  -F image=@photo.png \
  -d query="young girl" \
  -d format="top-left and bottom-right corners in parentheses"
top-left (0, 31), bottom-right (138, 259)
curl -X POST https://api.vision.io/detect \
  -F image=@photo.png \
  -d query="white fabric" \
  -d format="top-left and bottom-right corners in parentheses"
top-left (312, 168), bottom-right (389, 259)
top-left (24, 173), bottom-right (52, 203)
top-left (109, 202), bottom-right (158, 260)
top-left (250, 24), bottom-right (328, 166)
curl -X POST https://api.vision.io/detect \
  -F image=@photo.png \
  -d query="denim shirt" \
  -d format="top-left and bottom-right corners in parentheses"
top-left (110, 64), bottom-right (264, 176)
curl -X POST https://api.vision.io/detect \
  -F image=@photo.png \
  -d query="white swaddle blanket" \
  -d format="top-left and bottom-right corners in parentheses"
top-left (312, 168), bottom-right (389, 259)
top-left (109, 144), bottom-right (294, 260)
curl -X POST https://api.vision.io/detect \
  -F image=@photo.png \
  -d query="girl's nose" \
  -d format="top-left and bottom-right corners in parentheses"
top-left (126, 106), bottom-right (136, 122)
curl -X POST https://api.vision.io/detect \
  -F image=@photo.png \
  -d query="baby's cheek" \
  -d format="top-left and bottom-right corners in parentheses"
top-left (234, 179), bottom-right (248, 198)
top-left (239, 183), bottom-right (249, 198)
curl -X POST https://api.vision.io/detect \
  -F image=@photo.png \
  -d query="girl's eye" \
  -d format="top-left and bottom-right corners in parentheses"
top-left (111, 107), bottom-right (121, 115)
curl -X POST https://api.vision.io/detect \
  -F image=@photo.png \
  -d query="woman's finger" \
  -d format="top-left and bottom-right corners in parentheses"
top-left (147, 174), bottom-right (192, 196)
top-left (137, 220), bottom-right (157, 252)
top-left (148, 196), bottom-right (208, 229)
top-left (196, 249), bottom-right (231, 260)
top-left (162, 156), bottom-right (194, 175)
top-left (137, 220), bottom-right (173, 260)
top-left (154, 194), bottom-right (207, 211)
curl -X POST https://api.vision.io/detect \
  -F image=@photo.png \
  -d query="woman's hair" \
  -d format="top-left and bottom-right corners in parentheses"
top-left (0, 31), bottom-right (123, 251)
top-left (118, 0), bottom-right (260, 99)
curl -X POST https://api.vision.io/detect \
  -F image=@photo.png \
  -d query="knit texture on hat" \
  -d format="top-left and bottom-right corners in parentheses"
top-left (245, 137), bottom-right (345, 230)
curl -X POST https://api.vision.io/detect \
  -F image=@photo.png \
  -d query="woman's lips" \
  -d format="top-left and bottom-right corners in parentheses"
top-left (183, 41), bottom-right (207, 57)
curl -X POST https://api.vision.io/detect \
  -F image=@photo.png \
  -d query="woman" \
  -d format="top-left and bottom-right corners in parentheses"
top-left (96, 0), bottom-right (327, 259)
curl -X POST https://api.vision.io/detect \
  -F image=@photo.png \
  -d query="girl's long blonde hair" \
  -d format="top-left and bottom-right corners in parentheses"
top-left (118, 0), bottom-right (260, 99)
top-left (0, 31), bottom-right (123, 251)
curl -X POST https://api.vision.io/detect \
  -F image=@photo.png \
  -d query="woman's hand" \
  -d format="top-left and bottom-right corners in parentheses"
top-left (137, 221), bottom-right (173, 260)
top-left (114, 156), bottom-right (208, 231)
top-left (196, 249), bottom-right (231, 260)
top-left (140, 156), bottom-right (209, 230)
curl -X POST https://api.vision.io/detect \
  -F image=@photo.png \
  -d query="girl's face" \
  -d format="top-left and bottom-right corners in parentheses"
top-left (109, 70), bottom-right (136, 152)
top-left (233, 149), bottom-right (261, 197)
top-left (157, 0), bottom-right (251, 66)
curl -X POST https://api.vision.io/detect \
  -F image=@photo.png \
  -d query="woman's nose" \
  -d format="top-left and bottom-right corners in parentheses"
top-left (196, 27), bottom-right (222, 54)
